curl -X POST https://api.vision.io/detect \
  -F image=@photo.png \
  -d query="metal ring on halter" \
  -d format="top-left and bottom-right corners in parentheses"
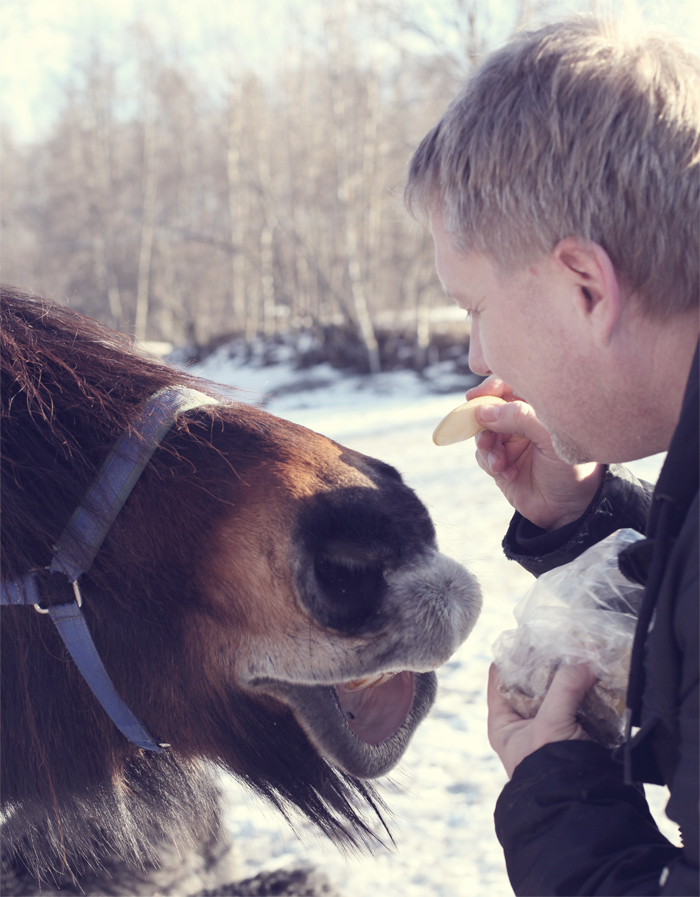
top-left (33, 579), bottom-right (83, 614)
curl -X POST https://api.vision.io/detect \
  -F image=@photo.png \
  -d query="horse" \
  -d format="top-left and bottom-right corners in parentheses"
top-left (0, 286), bottom-right (482, 895)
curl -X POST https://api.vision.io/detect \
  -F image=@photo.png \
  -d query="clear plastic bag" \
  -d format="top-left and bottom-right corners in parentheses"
top-left (492, 528), bottom-right (646, 747)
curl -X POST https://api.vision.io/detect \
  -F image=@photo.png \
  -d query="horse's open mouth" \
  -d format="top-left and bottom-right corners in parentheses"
top-left (252, 670), bottom-right (437, 778)
top-left (335, 670), bottom-right (416, 745)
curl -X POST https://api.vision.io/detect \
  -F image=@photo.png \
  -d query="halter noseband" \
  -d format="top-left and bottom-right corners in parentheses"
top-left (1, 386), bottom-right (219, 752)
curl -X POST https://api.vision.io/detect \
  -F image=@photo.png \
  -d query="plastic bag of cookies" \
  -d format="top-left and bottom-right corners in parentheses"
top-left (492, 529), bottom-right (646, 747)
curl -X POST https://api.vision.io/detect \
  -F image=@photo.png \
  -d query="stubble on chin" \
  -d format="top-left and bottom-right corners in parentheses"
top-left (549, 430), bottom-right (593, 466)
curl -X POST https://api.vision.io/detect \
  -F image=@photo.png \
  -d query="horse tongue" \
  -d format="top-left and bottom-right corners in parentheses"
top-left (335, 671), bottom-right (415, 745)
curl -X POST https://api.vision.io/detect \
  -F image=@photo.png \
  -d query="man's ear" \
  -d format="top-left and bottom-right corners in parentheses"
top-left (552, 238), bottom-right (622, 346)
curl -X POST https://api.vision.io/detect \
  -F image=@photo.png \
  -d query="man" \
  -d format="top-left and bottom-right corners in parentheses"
top-left (405, 17), bottom-right (699, 896)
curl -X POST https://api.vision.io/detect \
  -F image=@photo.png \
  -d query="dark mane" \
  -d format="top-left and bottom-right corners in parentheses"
top-left (1, 286), bottom-right (208, 579)
top-left (1, 286), bottom-right (387, 884)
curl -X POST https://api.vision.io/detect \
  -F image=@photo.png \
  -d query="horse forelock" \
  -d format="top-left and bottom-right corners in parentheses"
top-left (0, 286), bottom-right (215, 576)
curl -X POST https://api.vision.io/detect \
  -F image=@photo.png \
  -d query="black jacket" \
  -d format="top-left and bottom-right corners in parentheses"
top-left (493, 345), bottom-right (699, 896)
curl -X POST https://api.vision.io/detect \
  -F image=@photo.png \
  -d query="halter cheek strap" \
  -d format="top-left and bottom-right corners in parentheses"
top-left (1, 386), bottom-right (219, 753)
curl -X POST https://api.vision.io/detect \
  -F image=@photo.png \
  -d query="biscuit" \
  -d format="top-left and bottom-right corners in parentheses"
top-left (432, 395), bottom-right (508, 445)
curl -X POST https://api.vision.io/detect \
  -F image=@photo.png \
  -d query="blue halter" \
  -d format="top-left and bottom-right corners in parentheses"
top-left (1, 386), bottom-right (218, 752)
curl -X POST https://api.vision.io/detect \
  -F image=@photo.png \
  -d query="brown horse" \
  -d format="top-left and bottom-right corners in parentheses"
top-left (0, 286), bottom-right (481, 894)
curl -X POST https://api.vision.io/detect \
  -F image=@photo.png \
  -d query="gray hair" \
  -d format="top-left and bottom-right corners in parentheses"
top-left (405, 17), bottom-right (700, 318)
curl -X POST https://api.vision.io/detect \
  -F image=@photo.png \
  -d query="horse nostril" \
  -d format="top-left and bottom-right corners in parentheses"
top-left (311, 552), bottom-right (386, 634)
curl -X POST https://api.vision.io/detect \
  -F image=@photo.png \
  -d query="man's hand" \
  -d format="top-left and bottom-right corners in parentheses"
top-left (467, 377), bottom-right (604, 530)
top-left (487, 663), bottom-right (598, 778)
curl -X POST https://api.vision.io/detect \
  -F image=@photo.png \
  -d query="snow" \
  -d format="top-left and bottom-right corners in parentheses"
top-left (186, 351), bottom-right (677, 895)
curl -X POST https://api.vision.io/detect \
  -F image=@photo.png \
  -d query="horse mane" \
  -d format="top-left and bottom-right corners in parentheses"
top-left (1, 286), bottom-right (387, 883)
top-left (1, 285), bottom-right (209, 579)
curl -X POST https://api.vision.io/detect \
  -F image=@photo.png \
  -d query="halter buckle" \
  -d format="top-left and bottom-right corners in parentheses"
top-left (33, 578), bottom-right (83, 614)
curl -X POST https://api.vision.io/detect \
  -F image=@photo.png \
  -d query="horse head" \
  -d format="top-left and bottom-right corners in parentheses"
top-left (0, 286), bottom-right (481, 886)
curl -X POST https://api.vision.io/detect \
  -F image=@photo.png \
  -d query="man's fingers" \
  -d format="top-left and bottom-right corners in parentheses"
top-left (488, 663), bottom-right (599, 777)
top-left (475, 425), bottom-right (529, 482)
top-left (487, 664), bottom-right (525, 728)
top-left (536, 664), bottom-right (598, 738)
top-left (476, 396), bottom-right (547, 446)
top-left (474, 429), bottom-right (499, 453)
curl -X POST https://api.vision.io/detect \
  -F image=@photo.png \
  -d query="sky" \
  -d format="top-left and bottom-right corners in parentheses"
top-left (1, 0), bottom-right (699, 144)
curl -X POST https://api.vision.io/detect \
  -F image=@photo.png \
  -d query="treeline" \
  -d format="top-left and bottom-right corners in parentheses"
top-left (1, 0), bottom-right (553, 371)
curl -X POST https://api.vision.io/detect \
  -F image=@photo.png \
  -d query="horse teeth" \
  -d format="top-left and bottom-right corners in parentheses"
top-left (343, 672), bottom-right (396, 691)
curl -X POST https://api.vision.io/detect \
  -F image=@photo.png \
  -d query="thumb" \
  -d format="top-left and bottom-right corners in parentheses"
top-left (536, 664), bottom-right (598, 740)
top-left (476, 398), bottom-right (549, 445)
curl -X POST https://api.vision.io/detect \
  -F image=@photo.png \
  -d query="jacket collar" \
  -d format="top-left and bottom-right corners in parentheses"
top-left (647, 340), bottom-right (699, 539)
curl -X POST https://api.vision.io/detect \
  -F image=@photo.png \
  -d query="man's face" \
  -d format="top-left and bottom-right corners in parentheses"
top-left (431, 213), bottom-right (600, 463)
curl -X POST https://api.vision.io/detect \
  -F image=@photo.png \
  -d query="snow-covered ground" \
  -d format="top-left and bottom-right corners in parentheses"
top-left (187, 350), bottom-right (678, 897)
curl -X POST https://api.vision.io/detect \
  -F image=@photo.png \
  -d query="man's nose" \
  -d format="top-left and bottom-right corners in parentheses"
top-left (467, 320), bottom-right (491, 376)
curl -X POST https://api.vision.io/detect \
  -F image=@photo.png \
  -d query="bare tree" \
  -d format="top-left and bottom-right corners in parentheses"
top-left (226, 74), bottom-right (248, 331)
top-left (134, 105), bottom-right (157, 340)
top-left (326, 3), bottom-right (381, 372)
top-left (82, 49), bottom-right (124, 328)
top-left (3, 1), bottom-right (516, 368)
